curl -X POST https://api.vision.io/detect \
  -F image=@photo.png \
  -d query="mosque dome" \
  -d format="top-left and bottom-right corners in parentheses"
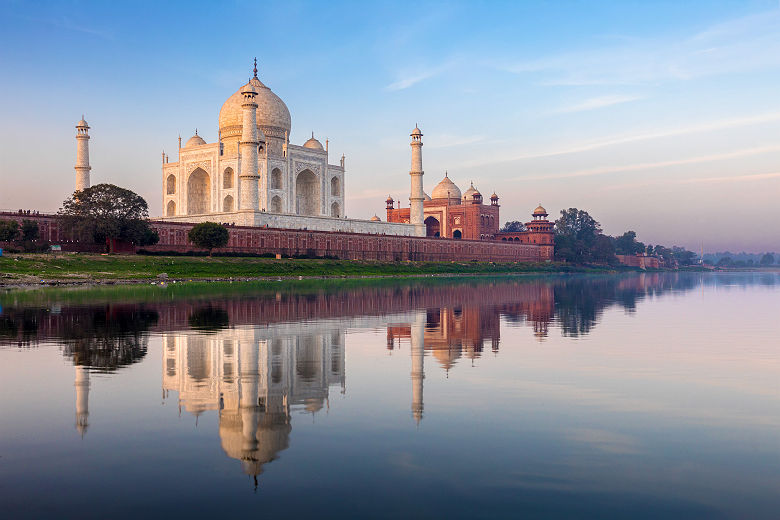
top-left (533, 204), bottom-right (548, 216)
top-left (431, 173), bottom-right (461, 201)
top-left (219, 73), bottom-right (291, 139)
top-left (370, 215), bottom-right (381, 221)
top-left (185, 133), bottom-right (207, 147)
top-left (462, 182), bottom-right (478, 202)
top-left (303, 133), bottom-right (324, 150)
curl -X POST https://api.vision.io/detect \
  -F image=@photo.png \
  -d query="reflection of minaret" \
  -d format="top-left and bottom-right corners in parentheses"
top-left (74, 365), bottom-right (90, 437)
top-left (410, 312), bottom-right (425, 425)
top-left (239, 339), bottom-right (260, 474)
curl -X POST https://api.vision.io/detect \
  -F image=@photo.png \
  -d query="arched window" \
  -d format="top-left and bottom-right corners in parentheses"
top-left (271, 168), bottom-right (282, 190)
top-left (166, 174), bottom-right (176, 195)
top-left (295, 169), bottom-right (319, 216)
top-left (166, 200), bottom-right (176, 216)
top-left (331, 201), bottom-right (341, 217)
top-left (424, 216), bottom-right (440, 237)
top-left (223, 167), bottom-right (233, 189)
top-left (187, 168), bottom-right (210, 215)
top-left (331, 176), bottom-right (341, 197)
top-left (270, 195), bottom-right (282, 213)
top-left (501, 237), bottom-right (507, 241)
top-left (453, 230), bottom-right (462, 239)
top-left (223, 195), bottom-right (234, 212)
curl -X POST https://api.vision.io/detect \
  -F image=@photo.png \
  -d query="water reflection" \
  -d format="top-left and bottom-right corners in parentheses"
top-left (1, 271), bottom-right (779, 500)
top-left (161, 326), bottom-right (344, 486)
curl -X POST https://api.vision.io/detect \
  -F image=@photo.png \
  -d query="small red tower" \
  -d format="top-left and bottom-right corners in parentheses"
top-left (525, 204), bottom-right (555, 260)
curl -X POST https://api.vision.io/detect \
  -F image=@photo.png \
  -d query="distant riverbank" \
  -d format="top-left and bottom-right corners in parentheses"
top-left (0, 253), bottom-right (658, 288)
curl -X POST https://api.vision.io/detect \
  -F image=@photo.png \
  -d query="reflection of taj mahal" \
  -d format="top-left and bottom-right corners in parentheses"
top-left (161, 326), bottom-right (345, 479)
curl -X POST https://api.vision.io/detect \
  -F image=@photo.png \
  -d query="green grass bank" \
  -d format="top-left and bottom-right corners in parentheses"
top-left (0, 253), bottom-right (621, 286)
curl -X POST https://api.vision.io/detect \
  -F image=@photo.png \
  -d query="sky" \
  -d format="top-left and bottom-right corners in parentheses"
top-left (1, 0), bottom-right (779, 252)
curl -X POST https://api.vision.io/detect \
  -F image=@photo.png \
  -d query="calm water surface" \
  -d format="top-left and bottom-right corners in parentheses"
top-left (1, 273), bottom-right (779, 519)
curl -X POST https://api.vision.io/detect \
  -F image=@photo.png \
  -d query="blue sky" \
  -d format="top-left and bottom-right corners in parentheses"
top-left (1, 0), bottom-right (779, 252)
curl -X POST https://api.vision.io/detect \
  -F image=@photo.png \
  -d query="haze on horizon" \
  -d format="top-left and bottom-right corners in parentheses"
top-left (1, 0), bottom-right (779, 253)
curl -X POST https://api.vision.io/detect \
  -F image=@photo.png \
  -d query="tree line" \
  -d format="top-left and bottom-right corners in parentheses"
top-left (551, 208), bottom-right (698, 266)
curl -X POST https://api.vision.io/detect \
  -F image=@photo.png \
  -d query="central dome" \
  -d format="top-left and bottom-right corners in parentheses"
top-left (432, 173), bottom-right (462, 201)
top-left (219, 76), bottom-right (291, 139)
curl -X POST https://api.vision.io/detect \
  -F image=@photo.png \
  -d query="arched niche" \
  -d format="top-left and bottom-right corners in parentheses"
top-left (271, 168), bottom-right (282, 190)
top-left (295, 169), bottom-right (319, 216)
top-left (453, 229), bottom-right (462, 239)
top-left (223, 167), bottom-right (234, 189)
top-left (331, 176), bottom-right (340, 197)
top-left (331, 201), bottom-right (340, 217)
top-left (424, 216), bottom-right (440, 237)
top-left (270, 195), bottom-right (282, 213)
top-left (187, 168), bottom-right (210, 215)
top-left (166, 200), bottom-right (176, 216)
top-left (166, 174), bottom-right (176, 195)
top-left (223, 194), bottom-right (234, 212)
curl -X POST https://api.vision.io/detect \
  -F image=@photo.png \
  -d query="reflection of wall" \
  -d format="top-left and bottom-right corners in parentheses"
top-left (161, 325), bottom-right (345, 480)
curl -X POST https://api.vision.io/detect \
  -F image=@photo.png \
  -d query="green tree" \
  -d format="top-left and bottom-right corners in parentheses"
top-left (0, 220), bottom-right (20, 242)
top-left (500, 221), bottom-right (526, 232)
top-left (717, 256), bottom-right (733, 267)
top-left (59, 183), bottom-right (159, 247)
top-left (760, 253), bottom-right (775, 266)
top-left (592, 234), bottom-right (618, 264)
top-left (21, 220), bottom-right (39, 242)
top-left (671, 246), bottom-right (698, 266)
top-left (188, 222), bottom-right (229, 255)
top-left (615, 230), bottom-right (646, 255)
top-left (554, 208), bottom-right (603, 263)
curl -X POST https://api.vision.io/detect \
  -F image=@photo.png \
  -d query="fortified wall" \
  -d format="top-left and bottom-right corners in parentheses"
top-left (0, 211), bottom-right (551, 262)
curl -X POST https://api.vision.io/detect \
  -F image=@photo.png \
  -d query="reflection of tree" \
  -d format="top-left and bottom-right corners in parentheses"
top-left (60, 307), bottom-right (158, 370)
top-left (187, 306), bottom-right (230, 332)
top-left (0, 310), bottom-right (39, 345)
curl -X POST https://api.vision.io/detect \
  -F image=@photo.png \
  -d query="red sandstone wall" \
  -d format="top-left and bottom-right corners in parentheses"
top-left (0, 212), bottom-right (552, 262)
top-left (149, 220), bottom-right (551, 262)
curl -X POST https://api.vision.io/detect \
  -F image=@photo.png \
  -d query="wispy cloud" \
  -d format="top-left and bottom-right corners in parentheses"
top-left (385, 62), bottom-right (452, 91)
top-left (600, 171), bottom-right (780, 192)
top-left (554, 94), bottom-right (643, 113)
top-left (461, 111), bottom-right (780, 168)
top-left (522, 144), bottom-right (780, 181)
top-left (501, 8), bottom-right (780, 86)
top-left (425, 134), bottom-right (485, 149)
top-left (678, 171), bottom-right (780, 184)
top-left (16, 14), bottom-right (113, 39)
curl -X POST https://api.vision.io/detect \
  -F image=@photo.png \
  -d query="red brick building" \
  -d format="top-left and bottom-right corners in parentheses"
top-left (385, 173), bottom-right (501, 240)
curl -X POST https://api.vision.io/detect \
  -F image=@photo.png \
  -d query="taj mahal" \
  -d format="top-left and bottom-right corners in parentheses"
top-left (60, 59), bottom-right (555, 260)
top-left (157, 59), bottom-right (418, 237)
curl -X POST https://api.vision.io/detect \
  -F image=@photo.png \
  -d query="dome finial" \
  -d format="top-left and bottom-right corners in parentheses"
top-left (312, 131), bottom-right (314, 138)
top-left (195, 128), bottom-right (198, 136)
top-left (253, 57), bottom-right (258, 79)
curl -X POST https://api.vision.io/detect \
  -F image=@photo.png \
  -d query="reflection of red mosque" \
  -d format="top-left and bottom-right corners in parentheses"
top-left (386, 282), bottom-right (555, 374)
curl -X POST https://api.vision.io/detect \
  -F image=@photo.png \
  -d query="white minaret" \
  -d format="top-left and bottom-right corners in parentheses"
top-left (409, 125), bottom-right (425, 235)
top-left (74, 365), bottom-right (90, 437)
top-left (238, 339), bottom-right (260, 460)
top-left (410, 311), bottom-right (425, 425)
top-left (239, 73), bottom-right (261, 211)
top-left (75, 116), bottom-right (91, 192)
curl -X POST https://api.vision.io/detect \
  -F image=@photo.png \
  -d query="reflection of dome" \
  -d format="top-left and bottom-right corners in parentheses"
top-left (433, 347), bottom-right (461, 370)
top-left (370, 215), bottom-right (381, 221)
top-left (219, 76), bottom-right (291, 139)
top-left (432, 173), bottom-right (461, 201)
top-left (533, 204), bottom-right (548, 216)
top-left (303, 133), bottom-right (324, 150)
top-left (185, 133), bottom-right (207, 147)
top-left (219, 411), bottom-right (291, 477)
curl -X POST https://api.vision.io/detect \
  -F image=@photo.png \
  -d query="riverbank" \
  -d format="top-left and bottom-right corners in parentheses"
top-left (0, 253), bottom-right (637, 287)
